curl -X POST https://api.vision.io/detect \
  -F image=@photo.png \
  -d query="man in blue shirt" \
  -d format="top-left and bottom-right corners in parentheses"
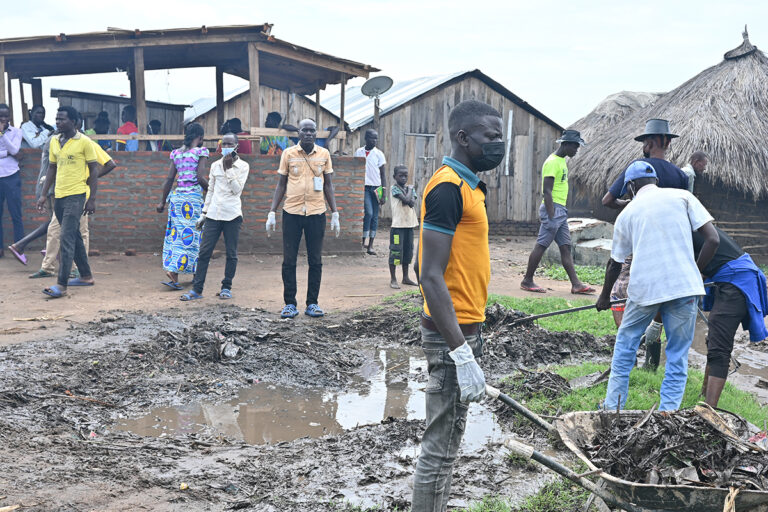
top-left (602, 119), bottom-right (689, 209)
top-left (694, 226), bottom-right (768, 407)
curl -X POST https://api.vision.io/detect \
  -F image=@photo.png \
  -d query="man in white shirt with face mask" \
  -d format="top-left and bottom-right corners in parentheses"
top-left (182, 133), bottom-right (249, 301)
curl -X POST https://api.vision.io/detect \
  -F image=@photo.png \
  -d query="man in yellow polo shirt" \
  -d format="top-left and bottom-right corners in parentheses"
top-left (412, 100), bottom-right (504, 512)
top-left (32, 114), bottom-right (117, 280)
top-left (36, 106), bottom-right (100, 298)
top-left (520, 129), bottom-right (595, 294)
top-left (266, 119), bottom-right (340, 318)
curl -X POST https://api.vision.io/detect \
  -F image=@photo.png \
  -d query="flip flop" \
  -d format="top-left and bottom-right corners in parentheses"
top-left (68, 277), bottom-right (94, 287)
top-left (162, 281), bottom-right (183, 291)
top-left (43, 284), bottom-right (67, 298)
top-left (217, 289), bottom-right (232, 299)
top-left (305, 304), bottom-right (325, 317)
top-left (180, 291), bottom-right (203, 301)
top-left (520, 284), bottom-right (547, 293)
top-left (7, 246), bottom-right (27, 265)
top-left (572, 286), bottom-right (597, 295)
top-left (29, 269), bottom-right (55, 279)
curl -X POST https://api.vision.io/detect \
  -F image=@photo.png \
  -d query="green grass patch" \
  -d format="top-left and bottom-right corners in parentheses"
top-left (502, 362), bottom-right (768, 426)
top-left (536, 264), bottom-right (606, 286)
top-left (382, 289), bottom-right (421, 313)
top-left (460, 480), bottom-right (588, 512)
top-left (488, 295), bottom-right (616, 337)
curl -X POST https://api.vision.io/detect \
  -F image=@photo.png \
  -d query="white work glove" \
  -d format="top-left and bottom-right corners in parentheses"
top-left (330, 211), bottom-right (340, 238)
top-left (195, 214), bottom-right (206, 231)
top-left (644, 321), bottom-right (663, 344)
top-left (266, 211), bottom-right (276, 237)
top-left (448, 342), bottom-right (486, 403)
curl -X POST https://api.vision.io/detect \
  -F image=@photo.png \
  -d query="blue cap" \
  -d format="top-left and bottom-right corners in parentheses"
top-left (619, 160), bottom-right (657, 197)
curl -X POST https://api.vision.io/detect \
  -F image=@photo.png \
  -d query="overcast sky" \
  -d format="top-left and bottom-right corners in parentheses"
top-left (4, 0), bottom-right (766, 128)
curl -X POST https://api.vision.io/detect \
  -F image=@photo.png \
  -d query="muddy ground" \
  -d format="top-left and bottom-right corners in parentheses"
top-left (0, 236), bottom-right (594, 347)
top-left (0, 296), bottom-right (615, 511)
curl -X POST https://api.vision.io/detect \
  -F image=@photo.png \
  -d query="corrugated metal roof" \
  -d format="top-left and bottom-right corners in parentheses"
top-left (321, 71), bottom-right (466, 130)
top-left (185, 69), bottom-right (564, 131)
top-left (322, 69), bottom-right (563, 131)
top-left (184, 84), bottom-right (249, 124)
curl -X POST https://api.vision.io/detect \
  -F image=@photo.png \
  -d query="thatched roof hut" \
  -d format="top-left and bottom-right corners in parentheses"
top-left (567, 29), bottom-right (768, 261)
top-left (570, 90), bottom-right (663, 146)
top-left (569, 28), bottom-right (768, 201)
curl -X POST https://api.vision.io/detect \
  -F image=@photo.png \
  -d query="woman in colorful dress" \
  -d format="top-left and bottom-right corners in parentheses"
top-left (156, 123), bottom-right (209, 289)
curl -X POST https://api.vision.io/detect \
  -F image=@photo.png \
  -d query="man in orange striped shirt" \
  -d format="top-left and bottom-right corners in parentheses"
top-left (412, 100), bottom-right (504, 511)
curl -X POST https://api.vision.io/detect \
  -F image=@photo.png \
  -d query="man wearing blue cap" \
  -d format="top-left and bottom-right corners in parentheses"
top-left (596, 160), bottom-right (719, 411)
top-left (601, 119), bottom-right (691, 368)
top-left (521, 129), bottom-right (595, 295)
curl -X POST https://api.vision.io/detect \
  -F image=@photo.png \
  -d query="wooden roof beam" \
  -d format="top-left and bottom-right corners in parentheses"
top-left (0, 33), bottom-right (269, 55)
top-left (254, 42), bottom-right (371, 79)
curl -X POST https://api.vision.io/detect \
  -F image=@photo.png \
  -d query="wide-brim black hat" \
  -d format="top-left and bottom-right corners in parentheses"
top-left (557, 129), bottom-right (586, 146)
top-left (634, 119), bottom-right (679, 142)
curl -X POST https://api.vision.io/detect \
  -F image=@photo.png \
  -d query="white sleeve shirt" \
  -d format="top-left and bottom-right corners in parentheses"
top-left (21, 121), bottom-right (51, 149)
top-left (356, 146), bottom-right (386, 186)
top-left (611, 186), bottom-right (712, 306)
top-left (202, 157), bottom-right (250, 221)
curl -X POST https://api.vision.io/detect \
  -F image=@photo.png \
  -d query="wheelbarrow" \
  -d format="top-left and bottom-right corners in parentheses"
top-left (486, 385), bottom-right (768, 512)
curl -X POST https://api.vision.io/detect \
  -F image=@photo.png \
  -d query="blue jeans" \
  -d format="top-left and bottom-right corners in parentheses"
top-left (412, 326), bottom-right (483, 512)
top-left (362, 185), bottom-right (380, 239)
top-left (604, 295), bottom-right (697, 411)
top-left (0, 171), bottom-right (25, 246)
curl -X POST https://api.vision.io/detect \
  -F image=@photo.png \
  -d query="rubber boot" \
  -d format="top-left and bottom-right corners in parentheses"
top-left (643, 338), bottom-right (661, 372)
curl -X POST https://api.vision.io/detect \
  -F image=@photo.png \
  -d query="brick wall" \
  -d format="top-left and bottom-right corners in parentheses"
top-left (488, 221), bottom-right (540, 237)
top-left (3, 149), bottom-right (365, 254)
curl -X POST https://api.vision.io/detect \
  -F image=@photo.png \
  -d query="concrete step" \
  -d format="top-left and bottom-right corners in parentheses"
top-left (543, 218), bottom-right (614, 267)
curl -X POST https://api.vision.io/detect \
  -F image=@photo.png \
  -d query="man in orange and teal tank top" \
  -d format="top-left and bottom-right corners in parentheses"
top-left (412, 100), bottom-right (504, 512)
top-left (520, 129), bottom-right (595, 295)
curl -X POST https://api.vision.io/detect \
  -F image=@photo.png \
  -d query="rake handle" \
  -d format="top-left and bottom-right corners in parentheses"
top-left (510, 283), bottom-right (715, 326)
top-left (486, 385), bottom-right (557, 435)
top-left (505, 438), bottom-right (644, 512)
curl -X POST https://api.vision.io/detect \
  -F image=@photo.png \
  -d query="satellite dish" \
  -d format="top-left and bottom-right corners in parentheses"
top-left (361, 76), bottom-right (393, 99)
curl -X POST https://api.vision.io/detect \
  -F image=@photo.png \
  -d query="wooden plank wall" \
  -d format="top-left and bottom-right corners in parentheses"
top-left (56, 96), bottom-right (184, 135)
top-left (343, 76), bottom-right (561, 222)
top-left (192, 85), bottom-right (342, 153)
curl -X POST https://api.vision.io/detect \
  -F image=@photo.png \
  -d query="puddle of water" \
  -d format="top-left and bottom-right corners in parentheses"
top-left (688, 317), bottom-right (768, 404)
top-left (118, 349), bottom-right (504, 450)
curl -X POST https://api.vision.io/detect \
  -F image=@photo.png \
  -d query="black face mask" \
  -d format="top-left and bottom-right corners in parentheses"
top-left (469, 138), bottom-right (505, 172)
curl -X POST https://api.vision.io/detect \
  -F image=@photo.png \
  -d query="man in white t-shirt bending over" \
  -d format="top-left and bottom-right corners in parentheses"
top-left (596, 160), bottom-right (719, 411)
top-left (354, 129), bottom-right (387, 255)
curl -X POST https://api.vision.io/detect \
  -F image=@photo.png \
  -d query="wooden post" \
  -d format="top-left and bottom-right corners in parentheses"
top-left (0, 57), bottom-right (6, 105)
top-left (315, 91), bottom-right (320, 125)
top-left (215, 66), bottom-right (225, 132)
top-left (133, 47), bottom-right (147, 134)
top-left (31, 79), bottom-right (43, 107)
top-left (6, 72), bottom-right (14, 125)
top-left (19, 78), bottom-right (29, 123)
top-left (339, 73), bottom-right (346, 131)
top-left (247, 42), bottom-right (261, 129)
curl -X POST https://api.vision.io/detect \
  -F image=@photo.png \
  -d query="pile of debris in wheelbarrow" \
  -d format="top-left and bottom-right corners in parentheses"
top-left (487, 383), bottom-right (768, 512)
top-left (582, 406), bottom-right (768, 490)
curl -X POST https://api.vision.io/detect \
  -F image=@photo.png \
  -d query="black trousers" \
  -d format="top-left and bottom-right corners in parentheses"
top-left (193, 216), bottom-right (243, 294)
top-left (282, 211), bottom-right (325, 306)
top-left (54, 193), bottom-right (91, 287)
top-left (706, 282), bottom-right (748, 379)
top-left (389, 227), bottom-right (414, 266)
